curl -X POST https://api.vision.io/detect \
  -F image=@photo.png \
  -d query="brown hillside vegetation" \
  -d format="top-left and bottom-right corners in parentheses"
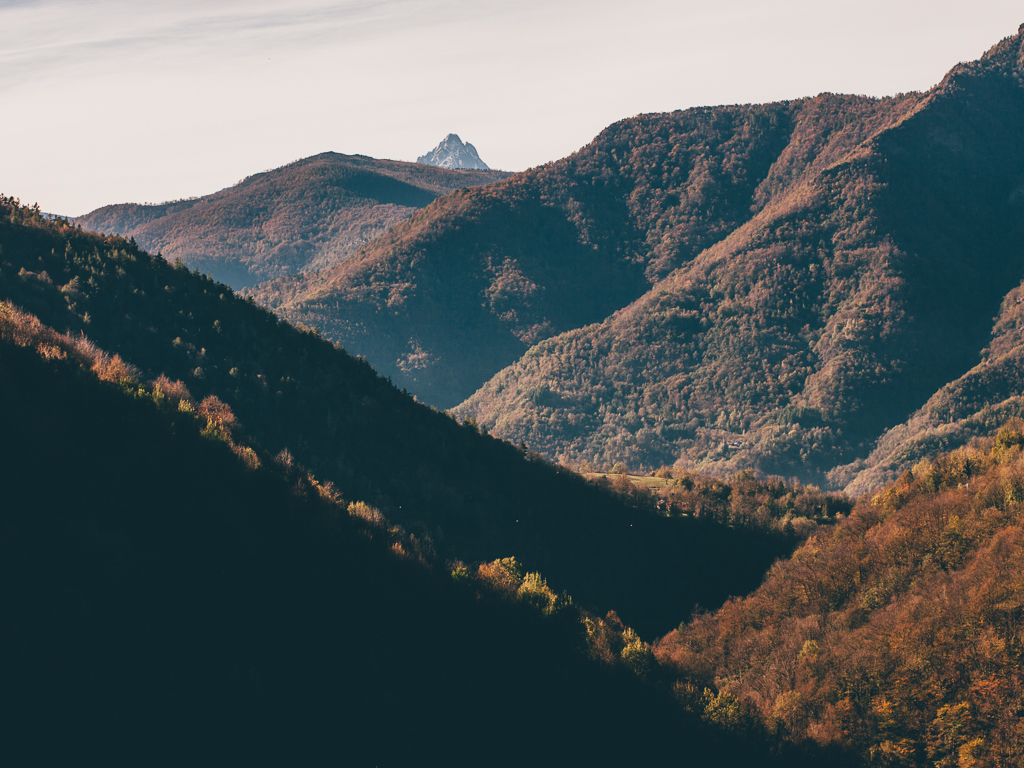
top-left (840, 274), bottom-right (1024, 496)
top-left (598, 467), bottom-right (853, 539)
top-left (658, 421), bottom-right (1024, 765)
top-left (454, 26), bottom-right (1024, 489)
top-left (256, 99), bottom-right (805, 406)
top-left (76, 152), bottom-right (509, 288)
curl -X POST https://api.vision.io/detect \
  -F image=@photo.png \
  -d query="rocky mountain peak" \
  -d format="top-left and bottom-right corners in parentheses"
top-left (417, 134), bottom-right (490, 170)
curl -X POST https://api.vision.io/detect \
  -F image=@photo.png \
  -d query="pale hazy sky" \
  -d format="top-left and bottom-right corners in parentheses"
top-left (2, 0), bottom-right (1021, 215)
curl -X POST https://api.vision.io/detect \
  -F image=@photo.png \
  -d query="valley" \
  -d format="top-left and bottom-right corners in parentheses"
top-left (257, 29), bottom-right (1024, 495)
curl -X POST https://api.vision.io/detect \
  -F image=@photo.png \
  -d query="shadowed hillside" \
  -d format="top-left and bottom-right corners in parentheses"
top-left (0, 309), bottom-right (798, 765)
top-left (76, 152), bottom-right (509, 288)
top-left (0, 198), bottom-right (795, 639)
top-left (839, 270), bottom-right (1024, 495)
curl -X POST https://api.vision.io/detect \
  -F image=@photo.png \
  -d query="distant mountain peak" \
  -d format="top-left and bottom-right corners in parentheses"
top-left (417, 134), bottom-right (490, 170)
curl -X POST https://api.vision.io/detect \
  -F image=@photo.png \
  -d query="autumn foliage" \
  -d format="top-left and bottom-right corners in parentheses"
top-left (447, 28), bottom-right (1024, 493)
top-left (658, 419), bottom-right (1024, 764)
top-left (76, 153), bottom-right (510, 288)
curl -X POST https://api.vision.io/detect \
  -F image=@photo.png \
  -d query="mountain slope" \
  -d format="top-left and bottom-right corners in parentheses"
top-left (1, 308), bottom-right (790, 766)
top-left (454, 27), bottom-right (1024, 485)
top-left (257, 101), bottom-right (815, 406)
top-left (841, 272), bottom-right (1024, 495)
top-left (76, 152), bottom-right (509, 288)
top-left (657, 422), bottom-right (1024, 764)
top-left (0, 198), bottom-right (794, 638)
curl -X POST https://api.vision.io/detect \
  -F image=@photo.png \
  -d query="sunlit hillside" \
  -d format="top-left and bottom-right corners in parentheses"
top-left (77, 153), bottom-right (509, 288)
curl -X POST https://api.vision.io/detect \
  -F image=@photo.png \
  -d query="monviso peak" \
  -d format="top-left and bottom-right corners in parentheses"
top-left (417, 133), bottom-right (490, 170)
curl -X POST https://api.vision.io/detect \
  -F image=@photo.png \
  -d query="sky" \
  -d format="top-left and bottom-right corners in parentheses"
top-left (2, 0), bottom-right (1022, 216)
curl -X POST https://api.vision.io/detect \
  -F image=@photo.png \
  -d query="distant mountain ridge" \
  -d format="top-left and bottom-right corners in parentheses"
top-left (75, 152), bottom-right (509, 288)
top-left (254, 101), bottom-right (801, 406)
top-left (417, 133), bottom-right (490, 169)
top-left (255, 24), bottom-right (1024, 493)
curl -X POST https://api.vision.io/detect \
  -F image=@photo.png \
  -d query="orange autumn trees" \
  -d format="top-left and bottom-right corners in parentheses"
top-left (658, 421), bottom-right (1024, 764)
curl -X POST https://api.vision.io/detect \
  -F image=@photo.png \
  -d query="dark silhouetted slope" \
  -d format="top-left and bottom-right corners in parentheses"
top-left (0, 198), bottom-right (793, 639)
top-left (76, 152), bottom-right (509, 288)
top-left (1, 315), bottom-right (797, 766)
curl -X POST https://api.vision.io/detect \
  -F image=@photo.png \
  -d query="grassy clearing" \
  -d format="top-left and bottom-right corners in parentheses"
top-left (584, 472), bottom-right (675, 489)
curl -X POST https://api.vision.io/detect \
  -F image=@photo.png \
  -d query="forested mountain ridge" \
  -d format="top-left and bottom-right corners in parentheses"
top-left (12, 202), bottom-right (1024, 765)
top-left (253, 97), bottom-right (829, 406)
top-left (838, 278), bottom-right (1024, 496)
top-left (75, 152), bottom-right (509, 288)
top-left (454, 26), bottom-right (1024, 489)
top-left (0, 301), bottom-right (800, 765)
top-left (0, 198), bottom-right (795, 638)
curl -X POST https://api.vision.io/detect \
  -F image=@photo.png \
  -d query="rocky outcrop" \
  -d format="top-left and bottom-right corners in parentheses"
top-left (417, 134), bottom-right (490, 170)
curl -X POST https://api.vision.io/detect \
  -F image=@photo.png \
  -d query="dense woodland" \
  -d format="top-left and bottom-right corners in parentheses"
top-left (76, 153), bottom-right (509, 288)
top-left (77, 30), bottom-right (1024, 495)
top-left (15, 190), bottom-right (1024, 764)
top-left (658, 423), bottom-right (1024, 765)
top-left (255, 100), bottom-right (806, 407)
top-left (0, 301), bottom-right (799, 765)
top-left (596, 466), bottom-right (853, 538)
top-left (453, 28), bottom-right (1024, 491)
top-left (0, 202), bottom-right (857, 765)
top-left (0, 198), bottom-right (796, 638)
top-left (190, 26), bottom-right (1024, 497)
top-left (840, 277), bottom-right (1024, 495)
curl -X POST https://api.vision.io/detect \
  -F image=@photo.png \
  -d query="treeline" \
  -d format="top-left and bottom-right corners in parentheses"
top-left (593, 466), bottom-right (853, 538)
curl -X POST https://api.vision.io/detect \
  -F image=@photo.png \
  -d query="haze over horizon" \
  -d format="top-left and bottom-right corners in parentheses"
top-left (2, 0), bottom-right (1020, 216)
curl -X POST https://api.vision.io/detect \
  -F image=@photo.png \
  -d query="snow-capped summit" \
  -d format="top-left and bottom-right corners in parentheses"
top-left (417, 134), bottom-right (490, 170)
